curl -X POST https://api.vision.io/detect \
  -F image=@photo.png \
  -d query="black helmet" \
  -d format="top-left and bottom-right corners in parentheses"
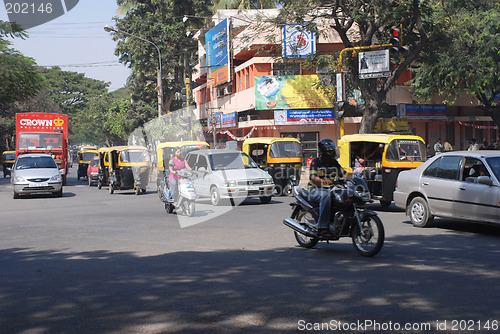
top-left (318, 138), bottom-right (337, 160)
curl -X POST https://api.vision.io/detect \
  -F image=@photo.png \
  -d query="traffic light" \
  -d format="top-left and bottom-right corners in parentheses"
top-left (388, 26), bottom-right (410, 58)
top-left (181, 87), bottom-right (187, 107)
top-left (180, 114), bottom-right (192, 132)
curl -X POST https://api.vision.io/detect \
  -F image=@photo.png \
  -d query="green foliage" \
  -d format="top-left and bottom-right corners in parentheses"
top-left (411, 2), bottom-right (500, 126)
top-left (39, 67), bottom-right (109, 115)
top-left (0, 41), bottom-right (45, 112)
top-left (112, 0), bottom-right (213, 114)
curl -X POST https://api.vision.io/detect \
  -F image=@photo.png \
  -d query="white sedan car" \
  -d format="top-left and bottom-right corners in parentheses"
top-left (394, 151), bottom-right (500, 227)
top-left (185, 149), bottom-right (275, 206)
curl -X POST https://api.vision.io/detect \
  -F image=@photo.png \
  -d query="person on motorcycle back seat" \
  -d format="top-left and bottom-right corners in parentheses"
top-left (309, 139), bottom-right (351, 237)
top-left (167, 148), bottom-right (194, 203)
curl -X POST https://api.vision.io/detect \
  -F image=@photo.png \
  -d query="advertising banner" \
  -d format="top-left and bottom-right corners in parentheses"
top-left (221, 112), bottom-right (237, 128)
top-left (282, 24), bottom-right (315, 58)
top-left (205, 18), bottom-right (230, 86)
top-left (374, 118), bottom-right (409, 132)
top-left (255, 75), bottom-right (334, 110)
top-left (274, 109), bottom-right (335, 125)
top-left (397, 104), bottom-right (447, 120)
top-left (358, 50), bottom-right (391, 79)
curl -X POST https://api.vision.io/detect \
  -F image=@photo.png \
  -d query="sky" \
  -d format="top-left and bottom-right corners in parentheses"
top-left (1, 1), bottom-right (131, 91)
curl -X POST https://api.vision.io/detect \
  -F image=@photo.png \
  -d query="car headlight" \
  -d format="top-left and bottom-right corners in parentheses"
top-left (50, 174), bottom-right (62, 182)
top-left (264, 178), bottom-right (274, 185)
top-left (223, 180), bottom-right (237, 187)
top-left (13, 176), bottom-right (25, 183)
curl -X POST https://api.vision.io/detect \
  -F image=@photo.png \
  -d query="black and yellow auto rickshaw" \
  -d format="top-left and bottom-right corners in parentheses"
top-left (155, 141), bottom-right (210, 197)
top-left (242, 137), bottom-right (302, 196)
top-left (338, 134), bottom-right (427, 207)
top-left (97, 147), bottom-right (111, 189)
top-left (77, 148), bottom-right (98, 180)
top-left (108, 146), bottom-right (151, 195)
top-left (2, 150), bottom-right (16, 178)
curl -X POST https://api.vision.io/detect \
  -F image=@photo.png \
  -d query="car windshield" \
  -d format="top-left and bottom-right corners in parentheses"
top-left (386, 139), bottom-right (427, 162)
top-left (209, 152), bottom-right (258, 170)
top-left (81, 152), bottom-right (97, 161)
top-left (16, 156), bottom-right (57, 169)
top-left (269, 141), bottom-right (301, 158)
top-left (3, 153), bottom-right (16, 161)
top-left (485, 157), bottom-right (500, 181)
top-left (121, 149), bottom-right (150, 163)
top-left (91, 158), bottom-right (99, 167)
top-left (18, 133), bottom-right (63, 150)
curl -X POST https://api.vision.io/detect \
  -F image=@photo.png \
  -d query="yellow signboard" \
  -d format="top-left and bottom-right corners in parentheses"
top-left (374, 118), bottom-right (409, 132)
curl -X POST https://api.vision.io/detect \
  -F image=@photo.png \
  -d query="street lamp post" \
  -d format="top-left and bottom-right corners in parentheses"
top-left (104, 25), bottom-right (163, 118)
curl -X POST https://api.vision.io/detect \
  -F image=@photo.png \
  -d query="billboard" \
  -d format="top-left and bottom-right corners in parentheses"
top-left (274, 110), bottom-right (335, 125)
top-left (282, 24), bottom-right (315, 58)
top-left (255, 75), bottom-right (334, 110)
top-left (205, 18), bottom-right (230, 86)
top-left (397, 104), bottom-right (447, 120)
top-left (358, 50), bottom-right (391, 79)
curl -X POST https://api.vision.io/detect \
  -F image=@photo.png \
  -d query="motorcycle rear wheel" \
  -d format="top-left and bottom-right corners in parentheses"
top-left (293, 211), bottom-right (319, 248)
top-left (351, 215), bottom-right (384, 257)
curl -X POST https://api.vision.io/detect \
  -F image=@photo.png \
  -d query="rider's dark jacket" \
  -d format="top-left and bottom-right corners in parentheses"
top-left (308, 156), bottom-right (345, 189)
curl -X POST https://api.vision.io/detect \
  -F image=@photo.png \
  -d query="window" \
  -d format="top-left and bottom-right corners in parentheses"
top-left (273, 63), bottom-right (300, 76)
top-left (423, 158), bottom-right (441, 177)
top-left (436, 156), bottom-right (461, 180)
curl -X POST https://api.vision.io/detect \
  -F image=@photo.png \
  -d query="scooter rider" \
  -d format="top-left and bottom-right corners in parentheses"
top-left (308, 139), bottom-right (351, 237)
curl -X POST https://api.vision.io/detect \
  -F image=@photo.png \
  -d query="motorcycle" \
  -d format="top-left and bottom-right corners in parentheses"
top-left (283, 177), bottom-right (384, 257)
top-left (161, 169), bottom-right (197, 217)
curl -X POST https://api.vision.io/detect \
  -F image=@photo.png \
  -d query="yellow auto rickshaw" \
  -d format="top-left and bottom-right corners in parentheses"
top-left (97, 147), bottom-right (111, 189)
top-left (2, 150), bottom-right (16, 178)
top-left (338, 134), bottom-right (427, 207)
top-left (77, 148), bottom-right (98, 180)
top-left (155, 141), bottom-right (210, 197)
top-left (242, 137), bottom-right (302, 196)
top-left (108, 146), bottom-right (151, 195)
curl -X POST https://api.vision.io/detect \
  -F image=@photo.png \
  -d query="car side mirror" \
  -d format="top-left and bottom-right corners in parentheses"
top-left (477, 176), bottom-right (492, 186)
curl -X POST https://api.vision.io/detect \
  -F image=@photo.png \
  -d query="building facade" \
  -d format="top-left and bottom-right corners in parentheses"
top-left (190, 9), bottom-right (498, 159)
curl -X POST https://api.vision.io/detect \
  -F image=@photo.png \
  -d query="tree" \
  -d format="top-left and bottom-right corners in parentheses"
top-left (39, 67), bottom-right (109, 115)
top-left (410, 2), bottom-right (500, 129)
top-left (0, 21), bottom-right (43, 151)
top-left (112, 0), bottom-right (213, 115)
top-left (273, 0), bottom-right (435, 133)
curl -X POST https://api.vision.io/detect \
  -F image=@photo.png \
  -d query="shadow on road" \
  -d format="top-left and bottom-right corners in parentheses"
top-left (2, 228), bottom-right (500, 333)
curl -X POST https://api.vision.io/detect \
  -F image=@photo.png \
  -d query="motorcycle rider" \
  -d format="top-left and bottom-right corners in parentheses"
top-left (308, 139), bottom-right (351, 237)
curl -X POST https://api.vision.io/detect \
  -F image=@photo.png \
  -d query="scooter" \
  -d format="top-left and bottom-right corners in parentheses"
top-left (161, 169), bottom-right (197, 217)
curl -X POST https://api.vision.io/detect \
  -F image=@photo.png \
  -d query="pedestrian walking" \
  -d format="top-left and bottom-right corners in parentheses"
top-left (434, 138), bottom-right (443, 155)
top-left (444, 139), bottom-right (453, 152)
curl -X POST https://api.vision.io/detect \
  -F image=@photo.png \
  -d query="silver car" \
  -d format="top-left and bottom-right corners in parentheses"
top-left (185, 149), bottom-right (275, 205)
top-left (394, 151), bottom-right (500, 227)
top-left (11, 154), bottom-right (63, 199)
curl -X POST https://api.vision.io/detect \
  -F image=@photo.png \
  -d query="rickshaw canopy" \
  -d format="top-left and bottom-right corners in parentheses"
top-left (338, 134), bottom-right (427, 172)
top-left (156, 141), bottom-right (209, 171)
top-left (242, 137), bottom-right (302, 165)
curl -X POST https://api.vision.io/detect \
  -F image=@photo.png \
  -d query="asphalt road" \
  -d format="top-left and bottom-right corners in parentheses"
top-left (1, 167), bottom-right (500, 333)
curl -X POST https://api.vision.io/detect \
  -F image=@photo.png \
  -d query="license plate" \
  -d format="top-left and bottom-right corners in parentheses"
top-left (248, 186), bottom-right (259, 191)
top-left (29, 182), bottom-right (48, 187)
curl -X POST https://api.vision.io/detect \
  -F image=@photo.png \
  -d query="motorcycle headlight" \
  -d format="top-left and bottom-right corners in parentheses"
top-left (355, 188), bottom-right (371, 202)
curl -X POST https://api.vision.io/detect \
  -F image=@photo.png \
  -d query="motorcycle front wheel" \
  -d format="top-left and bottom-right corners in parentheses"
top-left (182, 200), bottom-right (195, 217)
top-left (351, 215), bottom-right (384, 257)
top-left (293, 210), bottom-right (319, 248)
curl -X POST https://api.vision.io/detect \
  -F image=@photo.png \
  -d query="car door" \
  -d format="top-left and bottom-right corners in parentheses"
top-left (454, 157), bottom-right (500, 223)
top-left (191, 154), bottom-right (211, 197)
top-left (420, 156), bottom-right (462, 217)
